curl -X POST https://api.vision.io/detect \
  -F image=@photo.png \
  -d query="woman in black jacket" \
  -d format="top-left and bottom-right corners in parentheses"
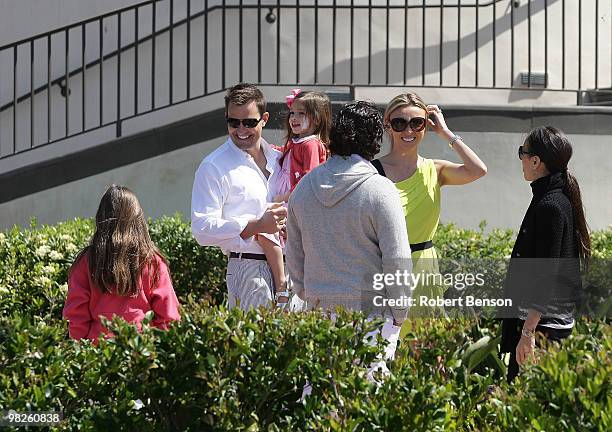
top-left (500, 126), bottom-right (590, 382)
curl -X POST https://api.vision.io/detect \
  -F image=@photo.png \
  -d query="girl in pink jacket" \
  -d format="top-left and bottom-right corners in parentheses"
top-left (63, 185), bottom-right (180, 341)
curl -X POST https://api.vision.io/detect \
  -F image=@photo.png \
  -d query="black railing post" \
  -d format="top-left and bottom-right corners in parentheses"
top-left (578, 0), bottom-right (582, 90)
top-left (100, 18), bottom-right (104, 125)
top-left (439, 0), bottom-right (443, 86)
top-left (386, 0), bottom-right (390, 85)
top-left (169, 0), bottom-right (174, 103)
top-left (222, 0), bottom-right (226, 89)
top-left (135, 6), bottom-right (140, 113)
top-left (492, 0), bottom-right (496, 87)
top-left (257, 0), bottom-right (261, 84)
top-left (82, 24), bottom-right (86, 130)
top-left (65, 29), bottom-right (70, 137)
top-left (368, 0), bottom-right (372, 85)
top-left (296, 0), bottom-right (300, 84)
top-left (30, 40), bottom-right (35, 148)
top-left (595, 0), bottom-right (599, 89)
top-left (561, 0), bottom-right (565, 89)
top-left (152, 0), bottom-right (156, 108)
top-left (457, 0), bottom-right (461, 86)
top-left (186, 0), bottom-right (191, 99)
top-left (204, 0), bottom-right (208, 94)
top-left (402, 0), bottom-right (407, 85)
top-left (544, 0), bottom-right (548, 88)
top-left (421, 0), bottom-right (425, 86)
top-left (315, 0), bottom-right (319, 84)
top-left (47, 34), bottom-right (51, 143)
top-left (511, 0), bottom-right (514, 86)
top-left (332, 0), bottom-right (337, 84)
top-left (475, 0), bottom-right (479, 87)
top-left (527, 0), bottom-right (531, 88)
top-left (350, 0), bottom-right (354, 84)
top-left (276, 0), bottom-right (280, 84)
top-left (117, 13), bottom-right (121, 137)
top-left (239, 0), bottom-right (243, 83)
top-left (13, 46), bottom-right (17, 153)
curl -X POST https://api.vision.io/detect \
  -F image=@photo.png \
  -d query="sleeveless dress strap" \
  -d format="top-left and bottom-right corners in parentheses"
top-left (371, 159), bottom-right (386, 177)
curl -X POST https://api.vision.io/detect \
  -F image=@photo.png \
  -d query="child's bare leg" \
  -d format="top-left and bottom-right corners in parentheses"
top-left (257, 235), bottom-right (287, 299)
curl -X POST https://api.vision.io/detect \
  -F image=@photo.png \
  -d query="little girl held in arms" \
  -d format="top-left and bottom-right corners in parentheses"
top-left (63, 185), bottom-right (180, 341)
top-left (258, 89), bottom-right (332, 306)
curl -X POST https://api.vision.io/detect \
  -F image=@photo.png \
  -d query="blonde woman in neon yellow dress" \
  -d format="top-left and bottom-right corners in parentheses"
top-left (371, 93), bottom-right (487, 332)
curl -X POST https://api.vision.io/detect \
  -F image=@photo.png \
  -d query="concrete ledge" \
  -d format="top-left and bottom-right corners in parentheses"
top-left (2, 101), bottom-right (612, 204)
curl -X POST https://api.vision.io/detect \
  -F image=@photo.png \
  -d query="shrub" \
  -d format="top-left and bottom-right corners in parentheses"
top-left (1, 216), bottom-right (610, 430)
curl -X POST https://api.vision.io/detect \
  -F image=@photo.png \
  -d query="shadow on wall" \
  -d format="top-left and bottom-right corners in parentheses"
top-left (301, 0), bottom-right (559, 87)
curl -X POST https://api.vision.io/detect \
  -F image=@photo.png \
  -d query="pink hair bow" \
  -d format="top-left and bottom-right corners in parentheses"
top-left (286, 88), bottom-right (302, 108)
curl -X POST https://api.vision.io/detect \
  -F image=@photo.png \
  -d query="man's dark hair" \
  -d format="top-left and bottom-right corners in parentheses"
top-left (224, 83), bottom-right (266, 115)
top-left (329, 101), bottom-right (384, 160)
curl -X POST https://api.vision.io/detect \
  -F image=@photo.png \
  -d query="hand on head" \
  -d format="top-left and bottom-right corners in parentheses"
top-left (426, 105), bottom-right (450, 136)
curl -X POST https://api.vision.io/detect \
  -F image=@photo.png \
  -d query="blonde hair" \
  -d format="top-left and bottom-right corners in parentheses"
top-left (383, 92), bottom-right (428, 127)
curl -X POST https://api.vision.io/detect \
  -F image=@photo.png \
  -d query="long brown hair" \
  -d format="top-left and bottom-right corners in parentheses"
top-left (525, 126), bottom-right (591, 266)
top-left (72, 185), bottom-right (167, 297)
top-left (283, 91), bottom-right (332, 146)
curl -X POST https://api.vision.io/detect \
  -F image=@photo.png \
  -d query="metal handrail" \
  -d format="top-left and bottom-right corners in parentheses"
top-left (1, 0), bottom-right (609, 160)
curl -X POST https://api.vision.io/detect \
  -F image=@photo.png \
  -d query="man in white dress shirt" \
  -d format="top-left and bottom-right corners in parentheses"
top-left (191, 83), bottom-right (287, 309)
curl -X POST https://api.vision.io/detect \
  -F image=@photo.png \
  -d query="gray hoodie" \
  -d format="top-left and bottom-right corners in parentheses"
top-left (286, 155), bottom-right (413, 323)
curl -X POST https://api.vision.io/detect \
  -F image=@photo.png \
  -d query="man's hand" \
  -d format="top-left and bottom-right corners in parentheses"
top-left (240, 203), bottom-right (288, 239)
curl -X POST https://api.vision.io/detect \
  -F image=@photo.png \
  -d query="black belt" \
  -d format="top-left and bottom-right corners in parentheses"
top-left (229, 252), bottom-right (267, 260)
top-left (410, 240), bottom-right (433, 252)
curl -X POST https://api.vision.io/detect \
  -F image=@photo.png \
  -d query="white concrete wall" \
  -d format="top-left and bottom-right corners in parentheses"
top-left (1, 1), bottom-right (611, 156)
top-left (0, 1), bottom-right (610, 231)
top-left (1, 128), bottom-right (610, 231)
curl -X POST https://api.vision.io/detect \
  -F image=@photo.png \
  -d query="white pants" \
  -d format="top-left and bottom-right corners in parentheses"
top-left (226, 258), bottom-right (274, 309)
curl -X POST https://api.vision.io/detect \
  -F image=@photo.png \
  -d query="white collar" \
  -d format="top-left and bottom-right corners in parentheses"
top-left (226, 137), bottom-right (280, 173)
top-left (291, 134), bottom-right (317, 144)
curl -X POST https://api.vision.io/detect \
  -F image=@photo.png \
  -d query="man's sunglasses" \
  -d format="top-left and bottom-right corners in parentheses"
top-left (226, 117), bottom-right (263, 129)
top-left (388, 116), bottom-right (427, 133)
top-left (518, 145), bottom-right (537, 160)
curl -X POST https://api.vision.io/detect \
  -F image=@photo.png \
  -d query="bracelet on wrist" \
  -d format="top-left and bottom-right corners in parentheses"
top-left (521, 328), bottom-right (535, 338)
top-left (448, 134), bottom-right (463, 148)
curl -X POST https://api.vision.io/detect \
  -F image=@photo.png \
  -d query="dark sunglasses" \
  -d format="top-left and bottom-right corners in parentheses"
top-left (518, 145), bottom-right (537, 160)
top-left (226, 117), bottom-right (263, 129)
top-left (388, 116), bottom-right (427, 133)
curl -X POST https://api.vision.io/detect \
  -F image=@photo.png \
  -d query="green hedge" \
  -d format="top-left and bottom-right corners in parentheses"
top-left (1, 306), bottom-right (609, 431)
top-left (2, 215), bottom-right (609, 321)
top-left (0, 216), bottom-right (610, 430)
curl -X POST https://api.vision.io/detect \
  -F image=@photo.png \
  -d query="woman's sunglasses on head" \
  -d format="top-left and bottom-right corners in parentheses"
top-left (518, 145), bottom-right (537, 160)
top-left (388, 116), bottom-right (427, 133)
top-left (226, 117), bottom-right (263, 129)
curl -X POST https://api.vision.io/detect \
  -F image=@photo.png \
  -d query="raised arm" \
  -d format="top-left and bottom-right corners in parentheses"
top-left (427, 104), bottom-right (487, 186)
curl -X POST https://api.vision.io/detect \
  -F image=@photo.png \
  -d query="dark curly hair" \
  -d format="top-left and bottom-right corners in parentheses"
top-left (329, 101), bottom-right (384, 160)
